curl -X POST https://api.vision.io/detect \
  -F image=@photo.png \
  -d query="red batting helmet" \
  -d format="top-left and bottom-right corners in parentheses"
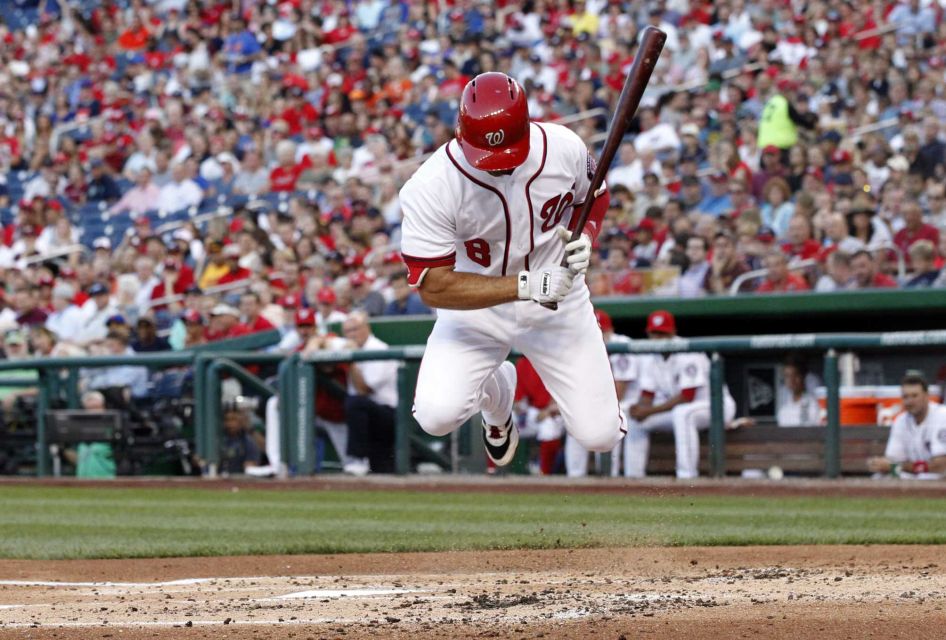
top-left (456, 72), bottom-right (530, 171)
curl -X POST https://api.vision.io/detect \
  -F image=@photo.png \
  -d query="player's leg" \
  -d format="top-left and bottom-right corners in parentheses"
top-left (564, 434), bottom-right (589, 477)
top-left (623, 412), bottom-right (675, 478)
top-left (670, 396), bottom-right (736, 479)
top-left (263, 396), bottom-right (283, 473)
top-left (519, 304), bottom-right (625, 453)
top-left (412, 314), bottom-right (511, 436)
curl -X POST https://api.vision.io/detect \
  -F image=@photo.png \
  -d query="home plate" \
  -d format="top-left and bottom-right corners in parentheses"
top-left (274, 588), bottom-right (418, 600)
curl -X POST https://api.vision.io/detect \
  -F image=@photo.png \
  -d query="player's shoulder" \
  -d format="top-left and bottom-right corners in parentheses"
top-left (536, 122), bottom-right (586, 152)
top-left (928, 402), bottom-right (946, 422)
top-left (399, 143), bottom-right (455, 200)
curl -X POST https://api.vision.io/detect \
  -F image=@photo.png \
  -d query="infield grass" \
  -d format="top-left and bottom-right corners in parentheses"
top-left (1, 485), bottom-right (945, 559)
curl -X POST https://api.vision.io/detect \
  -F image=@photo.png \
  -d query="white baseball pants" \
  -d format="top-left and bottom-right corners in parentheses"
top-left (265, 396), bottom-right (354, 471)
top-left (624, 395), bottom-right (736, 479)
top-left (413, 295), bottom-right (626, 453)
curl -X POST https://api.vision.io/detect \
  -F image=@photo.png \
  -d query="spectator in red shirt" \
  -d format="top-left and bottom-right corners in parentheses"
top-left (756, 250), bottom-right (811, 293)
top-left (781, 215), bottom-right (822, 261)
top-left (217, 245), bottom-right (252, 285)
top-left (268, 140), bottom-right (306, 192)
top-left (204, 304), bottom-right (249, 342)
top-left (894, 201), bottom-right (940, 261)
top-left (238, 291), bottom-right (275, 334)
top-left (851, 249), bottom-right (898, 289)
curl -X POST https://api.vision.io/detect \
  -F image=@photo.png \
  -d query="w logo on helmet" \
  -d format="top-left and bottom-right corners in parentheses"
top-left (485, 130), bottom-right (505, 147)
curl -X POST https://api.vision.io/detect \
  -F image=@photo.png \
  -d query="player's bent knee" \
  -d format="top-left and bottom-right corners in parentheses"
top-left (571, 424), bottom-right (624, 453)
top-left (412, 398), bottom-right (466, 437)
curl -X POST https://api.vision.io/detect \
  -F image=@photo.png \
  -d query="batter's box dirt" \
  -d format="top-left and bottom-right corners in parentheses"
top-left (2, 546), bottom-right (946, 639)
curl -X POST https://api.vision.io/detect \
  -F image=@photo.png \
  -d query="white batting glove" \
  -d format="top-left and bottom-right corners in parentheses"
top-left (517, 267), bottom-right (575, 304)
top-left (556, 226), bottom-right (592, 275)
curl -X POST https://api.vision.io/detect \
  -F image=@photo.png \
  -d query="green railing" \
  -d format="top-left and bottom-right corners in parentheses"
top-left (12, 328), bottom-right (946, 478)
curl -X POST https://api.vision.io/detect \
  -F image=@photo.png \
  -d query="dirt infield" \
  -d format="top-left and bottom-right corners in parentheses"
top-left (2, 545), bottom-right (945, 639)
top-left (2, 477), bottom-right (946, 639)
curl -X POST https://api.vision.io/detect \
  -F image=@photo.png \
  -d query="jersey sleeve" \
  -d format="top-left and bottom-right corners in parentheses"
top-left (638, 356), bottom-right (657, 394)
top-left (572, 143), bottom-right (608, 242)
top-left (609, 353), bottom-right (637, 383)
top-left (399, 173), bottom-right (457, 288)
top-left (884, 415), bottom-right (909, 462)
top-left (676, 354), bottom-right (708, 392)
top-left (928, 407), bottom-right (946, 458)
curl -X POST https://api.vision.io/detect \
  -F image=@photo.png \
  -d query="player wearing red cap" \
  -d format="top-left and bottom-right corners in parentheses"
top-left (399, 72), bottom-right (623, 468)
top-left (624, 310), bottom-right (735, 479)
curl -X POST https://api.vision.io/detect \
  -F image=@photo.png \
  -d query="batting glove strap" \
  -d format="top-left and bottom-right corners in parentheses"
top-left (518, 267), bottom-right (575, 304)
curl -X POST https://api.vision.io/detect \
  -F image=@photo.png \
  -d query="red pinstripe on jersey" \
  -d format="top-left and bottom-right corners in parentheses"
top-left (523, 124), bottom-right (549, 271)
top-left (445, 141), bottom-right (512, 276)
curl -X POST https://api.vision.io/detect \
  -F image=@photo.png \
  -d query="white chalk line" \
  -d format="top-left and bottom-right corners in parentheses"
top-left (269, 588), bottom-right (418, 600)
top-left (0, 578), bottom-right (213, 588)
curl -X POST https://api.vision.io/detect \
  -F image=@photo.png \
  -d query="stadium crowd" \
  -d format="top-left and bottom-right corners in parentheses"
top-left (0, 0), bottom-right (942, 350)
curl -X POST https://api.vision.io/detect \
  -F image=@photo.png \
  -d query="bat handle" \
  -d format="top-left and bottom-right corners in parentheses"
top-left (540, 301), bottom-right (558, 311)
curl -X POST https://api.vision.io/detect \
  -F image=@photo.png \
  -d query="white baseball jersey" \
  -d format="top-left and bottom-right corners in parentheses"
top-left (607, 333), bottom-right (644, 406)
top-left (884, 402), bottom-right (946, 463)
top-left (639, 352), bottom-right (712, 402)
top-left (399, 122), bottom-right (598, 287)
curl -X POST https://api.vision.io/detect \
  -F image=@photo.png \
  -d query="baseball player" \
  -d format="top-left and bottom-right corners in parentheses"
top-left (867, 372), bottom-right (946, 477)
top-left (564, 309), bottom-right (643, 477)
top-left (624, 310), bottom-right (736, 479)
top-left (399, 72), bottom-right (625, 467)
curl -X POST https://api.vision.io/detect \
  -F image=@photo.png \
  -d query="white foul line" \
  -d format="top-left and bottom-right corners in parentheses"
top-left (0, 578), bottom-right (213, 588)
top-left (273, 588), bottom-right (417, 600)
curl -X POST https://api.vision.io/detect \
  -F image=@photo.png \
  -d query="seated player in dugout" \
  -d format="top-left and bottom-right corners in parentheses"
top-left (867, 372), bottom-right (946, 478)
top-left (398, 72), bottom-right (626, 468)
top-left (624, 310), bottom-right (736, 479)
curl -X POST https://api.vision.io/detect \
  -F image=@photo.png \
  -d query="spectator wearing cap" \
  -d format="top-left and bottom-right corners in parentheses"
top-left (815, 251), bottom-right (857, 292)
top-left (338, 311), bottom-right (399, 476)
top-left (678, 176), bottom-right (705, 214)
top-left (384, 272), bottom-right (431, 316)
top-left (904, 241), bottom-right (940, 288)
top-left (75, 282), bottom-right (119, 347)
top-left (108, 167), bottom-right (161, 217)
top-left (894, 201), bottom-right (940, 261)
top-left (276, 306), bottom-right (318, 353)
top-left (205, 304), bottom-right (249, 342)
top-left (238, 292), bottom-right (275, 334)
top-left (756, 250), bottom-right (811, 293)
top-left (178, 309), bottom-right (207, 350)
top-left (851, 250), bottom-right (898, 289)
top-left (760, 177), bottom-right (795, 240)
top-left (149, 257), bottom-right (191, 313)
top-left (86, 159), bottom-right (121, 203)
top-left (130, 316), bottom-right (170, 352)
top-left (314, 287), bottom-right (347, 334)
top-left (217, 245), bottom-right (253, 286)
top-left (45, 282), bottom-right (83, 343)
top-left (156, 161), bottom-right (202, 213)
top-left (349, 272), bottom-right (385, 317)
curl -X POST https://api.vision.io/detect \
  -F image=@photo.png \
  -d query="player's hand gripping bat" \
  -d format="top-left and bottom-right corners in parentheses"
top-left (542, 26), bottom-right (667, 311)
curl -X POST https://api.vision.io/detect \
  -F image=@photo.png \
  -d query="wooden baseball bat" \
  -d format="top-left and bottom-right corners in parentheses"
top-left (542, 26), bottom-right (667, 310)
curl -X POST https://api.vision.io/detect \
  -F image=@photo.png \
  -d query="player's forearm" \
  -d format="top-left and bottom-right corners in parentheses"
top-left (418, 270), bottom-right (519, 310)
